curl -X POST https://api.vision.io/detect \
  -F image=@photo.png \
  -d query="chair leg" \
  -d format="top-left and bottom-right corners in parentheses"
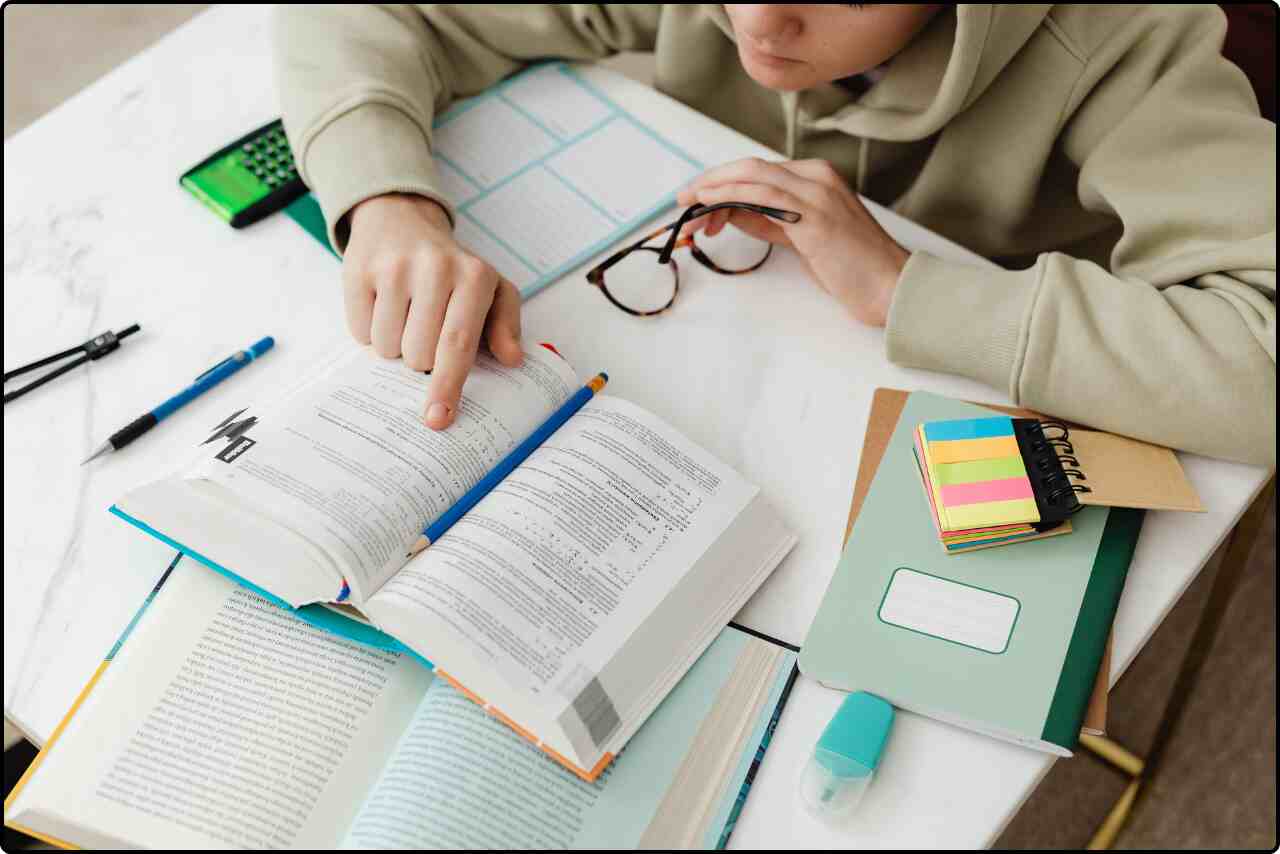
top-left (1088, 779), bottom-right (1142, 850)
top-left (1078, 734), bottom-right (1143, 777)
top-left (1083, 478), bottom-right (1274, 849)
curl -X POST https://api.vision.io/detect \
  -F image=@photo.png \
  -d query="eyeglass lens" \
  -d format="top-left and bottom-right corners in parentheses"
top-left (602, 223), bottom-right (771, 314)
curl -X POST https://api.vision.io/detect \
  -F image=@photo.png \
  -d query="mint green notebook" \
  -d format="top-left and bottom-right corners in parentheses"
top-left (800, 392), bottom-right (1142, 755)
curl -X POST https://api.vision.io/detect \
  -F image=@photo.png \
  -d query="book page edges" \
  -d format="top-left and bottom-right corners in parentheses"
top-left (4, 556), bottom-right (189, 848)
top-left (878, 693), bottom-right (1073, 758)
top-left (593, 495), bottom-right (794, 753)
top-left (3, 821), bottom-right (77, 851)
top-left (111, 477), bottom-right (342, 607)
top-left (430, 669), bottom-right (613, 782)
top-left (3, 660), bottom-right (112, 849)
top-left (109, 506), bottom-right (410, 663)
top-left (374, 494), bottom-right (795, 782)
top-left (638, 641), bottom-right (783, 847)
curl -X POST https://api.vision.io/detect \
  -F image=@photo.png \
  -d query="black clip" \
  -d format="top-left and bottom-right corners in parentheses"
top-left (84, 331), bottom-right (123, 360)
top-left (3, 324), bottom-right (141, 405)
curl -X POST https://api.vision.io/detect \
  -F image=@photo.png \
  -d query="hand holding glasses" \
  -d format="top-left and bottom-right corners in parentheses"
top-left (586, 202), bottom-right (801, 316)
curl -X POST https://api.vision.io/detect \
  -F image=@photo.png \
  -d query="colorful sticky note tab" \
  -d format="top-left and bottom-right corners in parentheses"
top-left (928, 435), bottom-right (1021, 464)
top-left (940, 476), bottom-right (1035, 507)
top-left (917, 418), bottom-right (1041, 535)
top-left (922, 416), bottom-right (1014, 443)
top-left (944, 498), bottom-right (1040, 529)
top-left (934, 457), bottom-right (1027, 485)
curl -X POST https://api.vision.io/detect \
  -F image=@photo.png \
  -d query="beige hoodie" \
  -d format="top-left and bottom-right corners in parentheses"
top-left (274, 4), bottom-right (1276, 466)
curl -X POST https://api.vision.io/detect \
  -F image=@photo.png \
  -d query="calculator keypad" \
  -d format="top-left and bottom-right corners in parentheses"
top-left (237, 124), bottom-right (298, 189)
top-left (182, 117), bottom-right (309, 228)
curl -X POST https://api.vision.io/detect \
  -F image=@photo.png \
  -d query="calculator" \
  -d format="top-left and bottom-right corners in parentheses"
top-left (180, 118), bottom-right (307, 228)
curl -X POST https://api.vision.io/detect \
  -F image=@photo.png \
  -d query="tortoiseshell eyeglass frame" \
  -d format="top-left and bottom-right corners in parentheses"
top-left (585, 202), bottom-right (802, 317)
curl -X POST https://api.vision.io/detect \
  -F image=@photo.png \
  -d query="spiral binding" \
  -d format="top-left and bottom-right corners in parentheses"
top-left (1026, 420), bottom-right (1092, 514)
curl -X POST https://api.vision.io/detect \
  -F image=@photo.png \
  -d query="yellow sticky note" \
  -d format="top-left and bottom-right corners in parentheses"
top-left (928, 435), bottom-right (1021, 464)
top-left (944, 498), bottom-right (1040, 529)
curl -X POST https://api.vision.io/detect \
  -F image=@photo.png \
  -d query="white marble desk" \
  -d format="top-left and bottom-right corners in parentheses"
top-left (3, 5), bottom-right (1271, 849)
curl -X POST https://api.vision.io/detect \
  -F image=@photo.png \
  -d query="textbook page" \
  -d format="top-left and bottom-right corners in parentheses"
top-left (365, 395), bottom-right (758, 756)
top-left (185, 345), bottom-right (579, 601)
top-left (435, 62), bottom-right (702, 298)
top-left (5, 561), bottom-right (430, 850)
top-left (339, 627), bottom-right (759, 849)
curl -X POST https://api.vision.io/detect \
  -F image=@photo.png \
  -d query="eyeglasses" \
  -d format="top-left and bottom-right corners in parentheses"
top-left (586, 202), bottom-right (801, 316)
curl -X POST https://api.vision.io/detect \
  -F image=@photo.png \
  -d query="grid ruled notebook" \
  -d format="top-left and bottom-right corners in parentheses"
top-left (287, 61), bottom-right (704, 300)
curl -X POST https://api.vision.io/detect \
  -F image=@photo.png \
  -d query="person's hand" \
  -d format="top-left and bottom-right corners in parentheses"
top-left (676, 158), bottom-right (910, 327)
top-left (343, 193), bottom-right (523, 429)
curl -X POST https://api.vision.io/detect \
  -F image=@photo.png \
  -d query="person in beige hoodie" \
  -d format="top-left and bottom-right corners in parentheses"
top-left (274, 4), bottom-right (1275, 466)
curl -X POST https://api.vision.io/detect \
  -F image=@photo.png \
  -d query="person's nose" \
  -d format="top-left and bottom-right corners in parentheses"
top-left (734, 5), bottom-right (802, 49)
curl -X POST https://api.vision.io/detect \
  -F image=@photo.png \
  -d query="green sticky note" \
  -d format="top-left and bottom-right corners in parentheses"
top-left (934, 456), bottom-right (1027, 485)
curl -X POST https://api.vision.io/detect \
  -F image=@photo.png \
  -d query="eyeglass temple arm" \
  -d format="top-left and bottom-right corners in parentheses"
top-left (656, 202), bottom-right (801, 263)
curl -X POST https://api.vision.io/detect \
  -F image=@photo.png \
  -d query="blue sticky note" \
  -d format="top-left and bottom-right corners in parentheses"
top-left (923, 416), bottom-right (1014, 443)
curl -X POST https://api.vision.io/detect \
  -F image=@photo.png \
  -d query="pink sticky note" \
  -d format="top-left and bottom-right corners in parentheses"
top-left (940, 476), bottom-right (1034, 507)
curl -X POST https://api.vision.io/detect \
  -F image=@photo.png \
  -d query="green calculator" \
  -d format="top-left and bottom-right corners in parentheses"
top-left (180, 118), bottom-right (307, 228)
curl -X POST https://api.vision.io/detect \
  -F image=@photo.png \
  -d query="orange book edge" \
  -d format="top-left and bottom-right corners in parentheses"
top-left (3, 660), bottom-right (111, 849)
top-left (434, 669), bottom-right (614, 782)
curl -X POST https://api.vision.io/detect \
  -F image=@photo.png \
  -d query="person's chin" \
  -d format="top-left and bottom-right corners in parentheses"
top-left (738, 48), bottom-right (812, 91)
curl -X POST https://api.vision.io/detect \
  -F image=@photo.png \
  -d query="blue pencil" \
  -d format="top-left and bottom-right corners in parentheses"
top-left (407, 372), bottom-right (608, 556)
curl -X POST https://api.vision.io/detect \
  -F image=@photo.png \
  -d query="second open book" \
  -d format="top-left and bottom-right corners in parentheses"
top-left (112, 344), bottom-right (796, 780)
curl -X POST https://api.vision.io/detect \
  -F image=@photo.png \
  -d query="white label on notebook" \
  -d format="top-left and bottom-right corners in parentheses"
top-left (878, 568), bottom-right (1019, 654)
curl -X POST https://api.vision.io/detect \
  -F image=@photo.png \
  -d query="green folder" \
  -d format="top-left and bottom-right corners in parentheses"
top-left (285, 192), bottom-right (339, 258)
top-left (800, 392), bottom-right (1142, 755)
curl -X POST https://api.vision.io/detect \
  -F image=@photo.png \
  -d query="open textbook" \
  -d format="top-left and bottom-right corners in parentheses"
top-left (111, 344), bottom-right (796, 780)
top-left (4, 560), bottom-right (799, 849)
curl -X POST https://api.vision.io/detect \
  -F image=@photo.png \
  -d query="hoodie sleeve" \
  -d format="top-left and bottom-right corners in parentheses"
top-left (272, 4), bottom-right (660, 251)
top-left (885, 8), bottom-right (1276, 467)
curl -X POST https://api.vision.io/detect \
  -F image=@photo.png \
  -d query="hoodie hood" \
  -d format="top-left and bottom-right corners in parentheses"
top-left (709, 4), bottom-right (1054, 142)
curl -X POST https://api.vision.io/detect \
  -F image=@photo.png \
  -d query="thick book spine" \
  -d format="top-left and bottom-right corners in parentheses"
top-left (1040, 507), bottom-right (1145, 749)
